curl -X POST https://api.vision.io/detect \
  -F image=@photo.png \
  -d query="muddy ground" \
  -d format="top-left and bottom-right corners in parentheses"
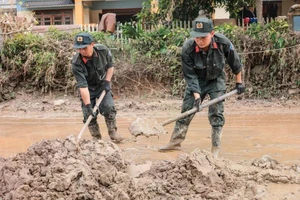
top-left (0, 91), bottom-right (300, 200)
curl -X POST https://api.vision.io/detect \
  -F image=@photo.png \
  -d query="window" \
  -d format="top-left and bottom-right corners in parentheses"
top-left (44, 18), bottom-right (51, 25)
top-left (65, 17), bottom-right (71, 25)
top-left (35, 10), bottom-right (73, 25)
top-left (293, 16), bottom-right (300, 31)
top-left (54, 16), bottom-right (62, 25)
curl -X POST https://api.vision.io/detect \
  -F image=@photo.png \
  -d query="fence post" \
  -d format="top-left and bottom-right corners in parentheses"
top-left (0, 28), bottom-right (3, 51)
top-left (117, 22), bottom-right (122, 40)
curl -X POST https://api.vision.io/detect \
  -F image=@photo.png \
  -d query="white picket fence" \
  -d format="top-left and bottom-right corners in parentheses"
top-left (79, 18), bottom-right (277, 41)
top-left (80, 23), bottom-right (99, 32)
top-left (80, 21), bottom-right (194, 32)
top-left (79, 21), bottom-right (194, 41)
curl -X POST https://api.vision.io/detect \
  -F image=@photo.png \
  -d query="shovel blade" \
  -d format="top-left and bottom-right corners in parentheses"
top-left (128, 117), bottom-right (167, 138)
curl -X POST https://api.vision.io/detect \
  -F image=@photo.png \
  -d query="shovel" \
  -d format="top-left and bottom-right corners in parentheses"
top-left (77, 90), bottom-right (106, 144)
top-left (128, 89), bottom-right (238, 137)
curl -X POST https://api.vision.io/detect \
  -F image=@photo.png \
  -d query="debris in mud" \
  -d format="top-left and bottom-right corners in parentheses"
top-left (0, 136), bottom-right (300, 200)
top-left (251, 155), bottom-right (279, 169)
top-left (128, 117), bottom-right (167, 137)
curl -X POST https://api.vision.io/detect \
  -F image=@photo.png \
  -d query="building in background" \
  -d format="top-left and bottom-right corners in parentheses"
top-left (0, 0), bottom-right (17, 13)
top-left (262, 0), bottom-right (299, 20)
top-left (17, 0), bottom-right (74, 25)
top-left (17, 0), bottom-right (143, 25)
top-left (15, 0), bottom-right (299, 26)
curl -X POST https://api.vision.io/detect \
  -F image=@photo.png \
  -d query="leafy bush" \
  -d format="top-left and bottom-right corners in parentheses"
top-left (1, 29), bottom-right (75, 99)
top-left (215, 20), bottom-right (300, 98)
top-left (1, 20), bottom-right (299, 102)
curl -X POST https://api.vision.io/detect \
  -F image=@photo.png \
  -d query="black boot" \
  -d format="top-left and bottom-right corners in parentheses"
top-left (88, 124), bottom-right (102, 141)
top-left (158, 140), bottom-right (182, 151)
top-left (105, 119), bottom-right (124, 143)
top-left (158, 124), bottom-right (188, 152)
top-left (211, 126), bottom-right (222, 158)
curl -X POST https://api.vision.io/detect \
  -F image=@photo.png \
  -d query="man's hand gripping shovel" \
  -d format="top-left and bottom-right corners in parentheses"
top-left (76, 90), bottom-right (106, 151)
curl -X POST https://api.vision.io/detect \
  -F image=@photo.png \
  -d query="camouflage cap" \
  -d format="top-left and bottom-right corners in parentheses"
top-left (73, 32), bottom-right (94, 49)
top-left (190, 17), bottom-right (214, 38)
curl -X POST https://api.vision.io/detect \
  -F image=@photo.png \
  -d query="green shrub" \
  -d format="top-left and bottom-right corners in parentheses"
top-left (1, 20), bottom-right (299, 101)
top-left (215, 20), bottom-right (300, 98)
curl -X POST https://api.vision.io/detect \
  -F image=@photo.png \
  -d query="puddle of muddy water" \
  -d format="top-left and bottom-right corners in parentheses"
top-left (0, 114), bottom-right (300, 166)
top-left (265, 183), bottom-right (300, 200)
top-left (1, 113), bottom-right (300, 199)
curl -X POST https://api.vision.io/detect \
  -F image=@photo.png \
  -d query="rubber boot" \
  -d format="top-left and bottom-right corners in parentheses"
top-left (158, 124), bottom-right (188, 152)
top-left (211, 126), bottom-right (222, 158)
top-left (105, 119), bottom-right (124, 143)
top-left (88, 124), bottom-right (102, 141)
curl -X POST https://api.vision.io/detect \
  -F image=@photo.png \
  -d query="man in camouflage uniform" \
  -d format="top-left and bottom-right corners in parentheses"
top-left (159, 17), bottom-right (245, 158)
top-left (72, 32), bottom-right (124, 142)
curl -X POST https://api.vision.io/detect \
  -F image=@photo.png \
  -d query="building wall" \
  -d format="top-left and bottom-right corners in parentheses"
top-left (90, 0), bottom-right (143, 10)
top-left (82, 2), bottom-right (100, 24)
top-left (0, 0), bottom-right (16, 10)
top-left (213, 0), bottom-right (296, 20)
top-left (83, 2), bottom-right (92, 24)
top-left (214, 7), bottom-right (230, 19)
top-left (91, 10), bottom-right (101, 24)
top-left (282, 0), bottom-right (297, 15)
top-left (16, 0), bottom-right (297, 26)
top-left (75, 0), bottom-right (143, 24)
top-left (80, 0), bottom-right (143, 24)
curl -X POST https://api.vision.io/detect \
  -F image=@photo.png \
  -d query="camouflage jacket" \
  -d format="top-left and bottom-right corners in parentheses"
top-left (181, 33), bottom-right (242, 94)
top-left (72, 44), bottom-right (113, 91)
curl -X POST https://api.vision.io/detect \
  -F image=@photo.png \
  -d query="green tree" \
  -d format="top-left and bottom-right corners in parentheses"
top-left (138, 0), bottom-right (259, 22)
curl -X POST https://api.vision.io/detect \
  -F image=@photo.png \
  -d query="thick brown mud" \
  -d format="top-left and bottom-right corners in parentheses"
top-left (0, 97), bottom-right (300, 199)
top-left (1, 114), bottom-right (299, 165)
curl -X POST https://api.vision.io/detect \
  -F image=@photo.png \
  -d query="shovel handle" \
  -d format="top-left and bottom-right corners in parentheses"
top-left (77, 90), bottom-right (106, 142)
top-left (161, 89), bottom-right (238, 126)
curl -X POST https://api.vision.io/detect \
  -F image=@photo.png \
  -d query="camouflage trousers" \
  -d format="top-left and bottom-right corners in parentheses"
top-left (81, 91), bottom-right (117, 133)
top-left (171, 89), bottom-right (225, 142)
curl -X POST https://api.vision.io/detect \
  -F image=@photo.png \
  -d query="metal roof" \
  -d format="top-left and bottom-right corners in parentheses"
top-left (22, 0), bottom-right (74, 8)
top-left (0, 0), bottom-right (16, 9)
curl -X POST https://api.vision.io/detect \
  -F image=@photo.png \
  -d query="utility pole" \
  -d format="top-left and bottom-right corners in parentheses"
top-left (256, 0), bottom-right (263, 23)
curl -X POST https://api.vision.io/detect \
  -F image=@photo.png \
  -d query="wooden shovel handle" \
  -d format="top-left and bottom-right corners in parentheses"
top-left (161, 89), bottom-right (238, 126)
top-left (77, 90), bottom-right (106, 142)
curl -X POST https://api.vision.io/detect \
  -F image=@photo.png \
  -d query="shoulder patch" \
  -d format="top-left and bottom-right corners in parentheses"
top-left (214, 33), bottom-right (230, 45)
top-left (183, 38), bottom-right (195, 54)
top-left (94, 43), bottom-right (107, 51)
top-left (108, 49), bottom-right (112, 57)
top-left (229, 43), bottom-right (234, 50)
top-left (72, 52), bottom-right (81, 64)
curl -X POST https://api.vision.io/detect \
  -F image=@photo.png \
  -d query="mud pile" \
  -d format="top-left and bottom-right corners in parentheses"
top-left (0, 136), bottom-right (131, 200)
top-left (1, 136), bottom-right (300, 200)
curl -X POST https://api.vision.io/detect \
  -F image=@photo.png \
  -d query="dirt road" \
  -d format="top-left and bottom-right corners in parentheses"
top-left (0, 93), bottom-right (300, 199)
